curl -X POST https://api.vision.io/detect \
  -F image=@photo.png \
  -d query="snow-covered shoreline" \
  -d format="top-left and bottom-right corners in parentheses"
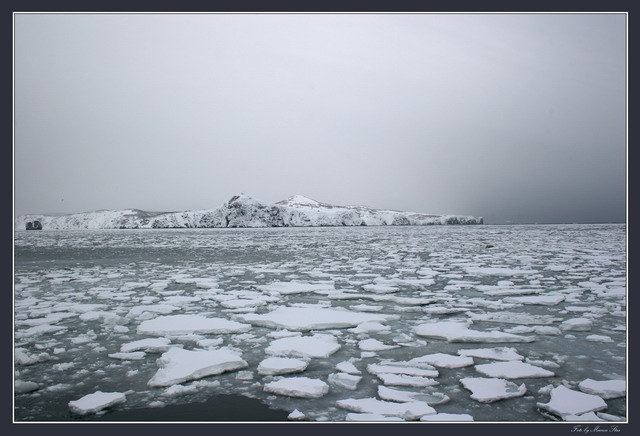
top-left (15, 194), bottom-right (483, 230)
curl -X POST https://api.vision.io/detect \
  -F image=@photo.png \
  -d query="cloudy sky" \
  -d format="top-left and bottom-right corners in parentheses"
top-left (14, 13), bottom-right (626, 224)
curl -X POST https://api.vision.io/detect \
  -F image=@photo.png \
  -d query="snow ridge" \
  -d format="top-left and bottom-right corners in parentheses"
top-left (16, 194), bottom-right (483, 230)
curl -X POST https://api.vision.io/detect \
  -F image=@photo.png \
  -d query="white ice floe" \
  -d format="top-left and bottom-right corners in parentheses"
top-left (503, 295), bottom-right (566, 306)
top-left (596, 412), bottom-right (626, 422)
top-left (458, 347), bottom-right (524, 361)
top-left (414, 320), bottom-right (534, 343)
top-left (467, 312), bottom-right (562, 325)
top-left (483, 289), bottom-right (542, 296)
top-left (162, 384), bottom-right (198, 396)
top-left (336, 361), bottom-right (361, 375)
top-left (349, 304), bottom-right (383, 312)
top-left (475, 361), bottom-right (554, 379)
top-left (376, 373), bottom-right (439, 387)
top-left (120, 337), bottom-right (172, 353)
top-left (336, 398), bottom-right (436, 420)
top-left (137, 314), bottom-right (251, 336)
top-left (15, 380), bottom-right (39, 394)
top-left (560, 318), bottom-right (592, 332)
top-left (126, 304), bottom-right (180, 318)
top-left (407, 353), bottom-right (474, 369)
top-left (15, 348), bottom-right (51, 365)
top-left (464, 267), bottom-right (536, 276)
top-left (362, 284), bottom-right (399, 294)
top-left (238, 307), bottom-right (398, 331)
top-left (15, 324), bottom-right (67, 338)
top-left (564, 412), bottom-right (606, 421)
top-left (578, 379), bottom-right (626, 399)
top-left (377, 386), bottom-right (449, 405)
top-left (257, 357), bottom-right (309, 375)
top-left (534, 326), bottom-right (562, 336)
top-left (256, 281), bottom-right (335, 295)
top-left (266, 330), bottom-right (302, 339)
top-left (108, 352), bottom-right (146, 360)
top-left (220, 299), bottom-right (268, 309)
top-left (263, 377), bottom-right (329, 398)
top-left (265, 334), bottom-right (340, 358)
top-left (585, 335), bottom-right (614, 343)
top-left (358, 339), bottom-right (399, 351)
top-left (460, 377), bottom-right (527, 403)
top-left (536, 385), bottom-right (608, 419)
top-left (288, 409), bottom-right (306, 420)
top-left (68, 391), bottom-right (126, 415)
top-left (367, 364), bottom-right (439, 378)
top-left (420, 413), bottom-right (474, 422)
top-left (349, 322), bottom-right (391, 334)
top-left (328, 372), bottom-right (362, 390)
top-left (345, 413), bottom-right (404, 422)
top-left (147, 347), bottom-right (248, 387)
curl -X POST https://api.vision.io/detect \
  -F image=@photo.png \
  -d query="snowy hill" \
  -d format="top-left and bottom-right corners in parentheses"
top-left (15, 194), bottom-right (483, 230)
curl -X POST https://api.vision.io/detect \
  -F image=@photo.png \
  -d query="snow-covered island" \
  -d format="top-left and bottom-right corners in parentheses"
top-left (15, 194), bottom-right (483, 230)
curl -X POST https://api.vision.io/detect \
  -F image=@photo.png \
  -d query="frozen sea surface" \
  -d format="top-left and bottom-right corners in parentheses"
top-left (14, 224), bottom-right (626, 422)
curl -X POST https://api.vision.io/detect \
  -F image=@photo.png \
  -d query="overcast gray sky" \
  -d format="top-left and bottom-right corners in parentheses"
top-left (14, 13), bottom-right (626, 224)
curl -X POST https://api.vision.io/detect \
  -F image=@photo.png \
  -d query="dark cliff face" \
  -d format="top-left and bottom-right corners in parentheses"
top-left (224, 196), bottom-right (290, 227)
top-left (26, 221), bottom-right (42, 230)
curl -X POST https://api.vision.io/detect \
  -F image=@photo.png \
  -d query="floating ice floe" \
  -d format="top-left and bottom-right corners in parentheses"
top-left (126, 304), bottom-right (180, 319)
top-left (414, 321), bottom-right (534, 343)
top-left (474, 361), bottom-right (555, 379)
top-left (15, 380), bottom-right (39, 394)
top-left (534, 326), bottom-right (562, 336)
top-left (137, 314), bottom-right (252, 336)
top-left (120, 337), bottom-right (173, 353)
top-left (162, 384), bottom-right (198, 396)
top-left (237, 307), bottom-right (398, 331)
top-left (420, 413), bottom-right (474, 422)
top-left (147, 347), bottom-right (248, 387)
top-left (336, 361), bottom-right (361, 375)
top-left (358, 339), bottom-right (399, 351)
top-left (536, 385), bottom-right (608, 420)
top-left (256, 281), bottom-right (335, 295)
top-left (15, 348), bottom-right (51, 365)
top-left (219, 299), bottom-right (268, 309)
top-left (503, 295), bottom-right (566, 306)
top-left (263, 377), bottom-right (329, 398)
top-left (560, 318), bottom-right (592, 332)
top-left (336, 398), bottom-right (436, 420)
top-left (328, 372), bottom-right (362, 390)
top-left (467, 312), bottom-right (562, 325)
top-left (349, 322), bottom-right (391, 334)
top-left (108, 352), bottom-right (146, 360)
top-left (15, 324), bottom-right (67, 338)
top-left (578, 379), bottom-right (626, 399)
top-left (376, 373), bottom-right (439, 387)
top-left (265, 334), bottom-right (340, 358)
top-left (362, 284), bottom-right (400, 294)
top-left (483, 289), bottom-right (543, 296)
top-left (257, 357), bottom-right (309, 375)
top-left (377, 385), bottom-right (449, 405)
top-left (585, 335), bottom-right (614, 343)
top-left (68, 391), bottom-right (126, 415)
top-left (367, 364), bottom-right (439, 378)
top-left (345, 413), bottom-right (404, 422)
top-left (464, 267), bottom-right (537, 276)
top-left (460, 377), bottom-right (527, 402)
top-left (288, 409), bottom-right (305, 420)
top-left (407, 353), bottom-right (474, 369)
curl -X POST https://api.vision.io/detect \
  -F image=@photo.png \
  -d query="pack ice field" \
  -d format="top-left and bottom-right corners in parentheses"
top-left (14, 224), bottom-right (626, 422)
